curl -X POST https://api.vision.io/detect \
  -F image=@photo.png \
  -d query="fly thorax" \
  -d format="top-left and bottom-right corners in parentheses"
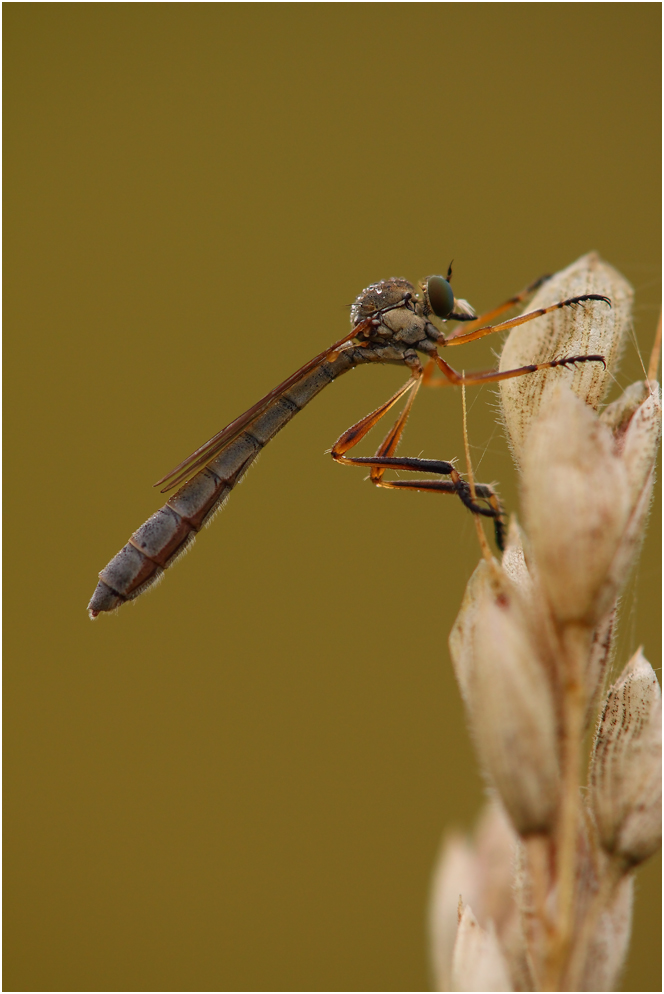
top-left (378, 306), bottom-right (431, 346)
top-left (350, 277), bottom-right (416, 324)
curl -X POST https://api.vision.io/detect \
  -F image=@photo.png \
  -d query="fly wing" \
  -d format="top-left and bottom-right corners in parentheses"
top-left (154, 323), bottom-right (369, 492)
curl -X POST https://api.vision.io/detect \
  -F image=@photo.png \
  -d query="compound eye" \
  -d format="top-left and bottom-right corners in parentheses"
top-left (426, 275), bottom-right (455, 319)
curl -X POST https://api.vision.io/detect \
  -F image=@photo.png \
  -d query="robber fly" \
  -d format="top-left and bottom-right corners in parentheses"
top-left (87, 268), bottom-right (608, 617)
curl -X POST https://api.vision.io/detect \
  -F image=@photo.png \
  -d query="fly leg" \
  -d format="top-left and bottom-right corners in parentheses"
top-left (444, 274), bottom-right (552, 342)
top-left (422, 291), bottom-right (609, 386)
top-left (347, 454), bottom-right (506, 551)
top-left (430, 350), bottom-right (605, 388)
top-left (329, 370), bottom-right (505, 549)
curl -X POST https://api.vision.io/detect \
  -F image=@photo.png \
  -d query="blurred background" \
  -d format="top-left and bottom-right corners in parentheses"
top-left (4, 5), bottom-right (660, 991)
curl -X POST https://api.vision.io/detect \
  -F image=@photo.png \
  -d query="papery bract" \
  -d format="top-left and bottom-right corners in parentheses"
top-left (521, 387), bottom-right (631, 625)
top-left (451, 904), bottom-right (513, 992)
top-left (590, 649), bottom-right (662, 866)
top-left (449, 562), bottom-right (560, 835)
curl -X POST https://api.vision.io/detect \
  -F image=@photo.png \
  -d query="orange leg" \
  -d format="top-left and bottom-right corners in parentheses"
top-left (330, 288), bottom-right (608, 547)
top-left (431, 349), bottom-right (605, 388)
top-left (330, 371), bottom-right (505, 548)
top-left (444, 292), bottom-right (610, 349)
top-left (423, 291), bottom-right (608, 388)
top-left (445, 274), bottom-right (551, 341)
top-left (330, 372), bottom-right (422, 458)
top-left (423, 348), bottom-right (605, 389)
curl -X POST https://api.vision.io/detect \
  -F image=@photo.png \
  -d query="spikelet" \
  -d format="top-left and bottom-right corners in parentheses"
top-left (429, 799), bottom-right (529, 992)
top-left (500, 252), bottom-right (632, 462)
top-left (520, 386), bottom-right (631, 625)
top-left (449, 562), bottom-right (560, 836)
top-left (590, 649), bottom-right (662, 867)
top-left (451, 904), bottom-right (514, 992)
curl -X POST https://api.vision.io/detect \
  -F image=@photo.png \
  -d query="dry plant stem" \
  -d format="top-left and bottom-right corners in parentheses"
top-left (566, 858), bottom-right (623, 990)
top-left (549, 622), bottom-right (591, 988)
top-left (523, 833), bottom-right (553, 990)
top-left (461, 381), bottom-right (494, 566)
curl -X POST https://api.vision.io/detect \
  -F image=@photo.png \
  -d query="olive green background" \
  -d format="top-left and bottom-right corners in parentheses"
top-left (5, 4), bottom-right (661, 992)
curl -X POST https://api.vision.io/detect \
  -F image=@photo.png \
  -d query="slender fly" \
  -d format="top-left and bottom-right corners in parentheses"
top-left (88, 269), bottom-right (609, 617)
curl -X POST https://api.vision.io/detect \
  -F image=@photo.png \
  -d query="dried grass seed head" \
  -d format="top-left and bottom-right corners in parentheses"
top-left (449, 561), bottom-right (560, 835)
top-left (603, 382), bottom-right (662, 609)
top-left (521, 385), bottom-right (632, 626)
top-left (429, 803), bottom-right (520, 993)
top-left (500, 252), bottom-right (632, 464)
top-left (451, 904), bottom-right (514, 993)
top-left (429, 832), bottom-right (477, 993)
top-left (589, 648), bottom-right (662, 867)
top-left (585, 605), bottom-right (618, 726)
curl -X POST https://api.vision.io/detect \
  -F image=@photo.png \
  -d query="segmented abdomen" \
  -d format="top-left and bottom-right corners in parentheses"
top-left (88, 355), bottom-right (357, 617)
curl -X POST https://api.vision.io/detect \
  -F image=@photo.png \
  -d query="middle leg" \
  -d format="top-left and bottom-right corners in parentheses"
top-left (429, 350), bottom-right (605, 389)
